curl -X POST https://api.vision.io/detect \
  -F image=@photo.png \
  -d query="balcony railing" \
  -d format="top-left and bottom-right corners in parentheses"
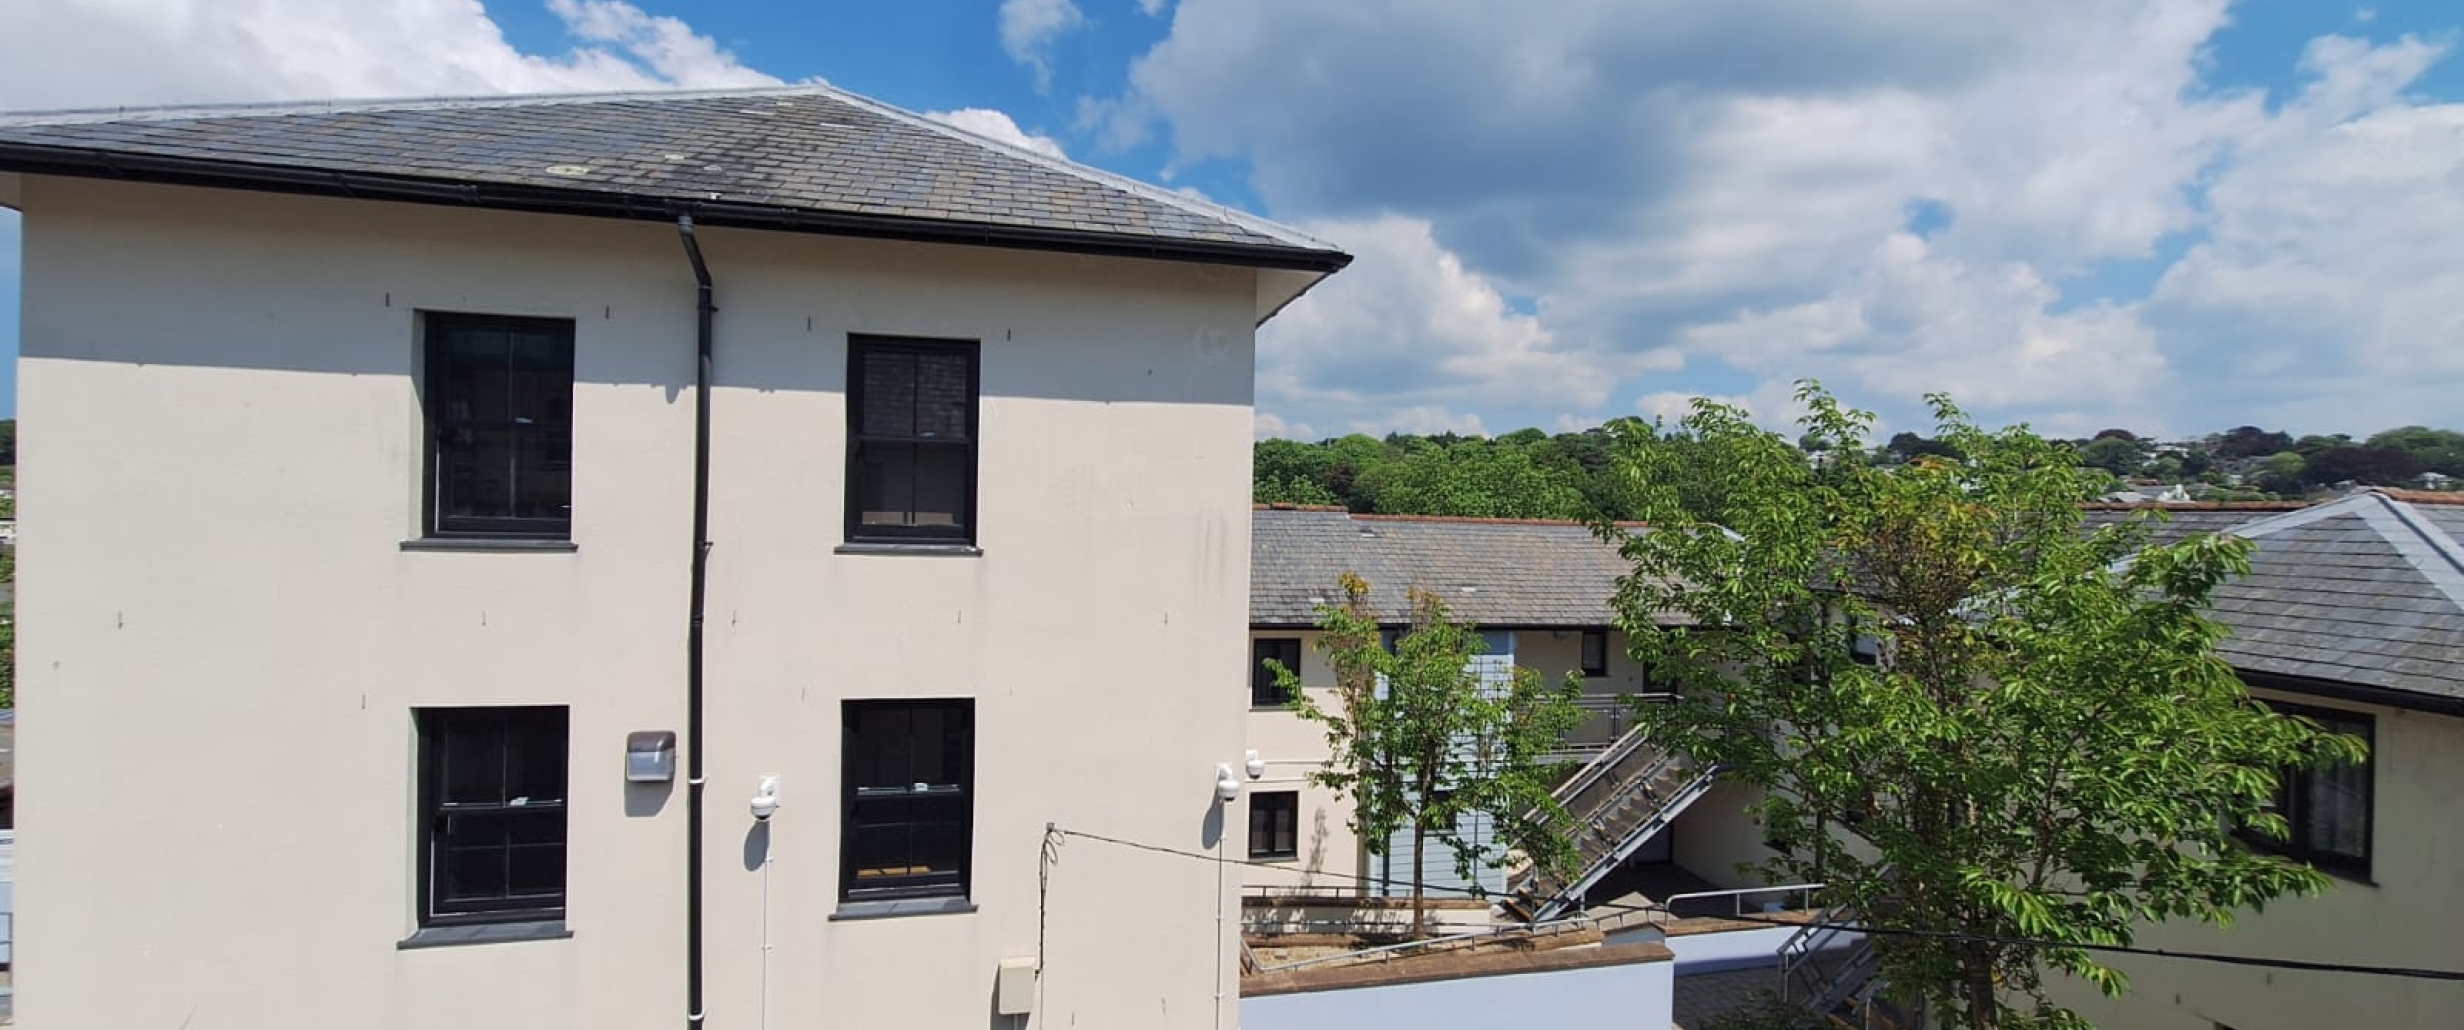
top-left (1551, 693), bottom-right (1676, 759)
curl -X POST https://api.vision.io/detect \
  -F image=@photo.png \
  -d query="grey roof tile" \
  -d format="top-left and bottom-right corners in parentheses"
top-left (1250, 508), bottom-right (1679, 629)
top-left (0, 87), bottom-right (1345, 268)
top-left (2153, 493), bottom-right (2464, 703)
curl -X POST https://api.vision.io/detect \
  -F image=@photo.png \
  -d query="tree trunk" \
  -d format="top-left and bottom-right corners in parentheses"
top-left (1411, 815), bottom-right (1428, 938)
top-left (1964, 950), bottom-right (2002, 1030)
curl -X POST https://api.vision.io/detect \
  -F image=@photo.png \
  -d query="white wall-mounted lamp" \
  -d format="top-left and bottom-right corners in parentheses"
top-left (1243, 749), bottom-right (1265, 781)
top-left (1214, 763), bottom-right (1241, 803)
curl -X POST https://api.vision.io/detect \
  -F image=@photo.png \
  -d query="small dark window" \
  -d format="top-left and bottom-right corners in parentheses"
top-left (1579, 630), bottom-right (1609, 677)
top-left (1249, 791), bottom-right (1299, 860)
top-left (423, 313), bottom-right (575, 539)
top-left (843, 700), bottom-right (974, 901)
top-left (2246, 702), bottom-right (2373, 878)
top-left (1253, 638), bottom-right (1302, 708)
top-left (417, 706), bottom-right (568, 925)
top-left (847, 337), bottom-right (978, 544)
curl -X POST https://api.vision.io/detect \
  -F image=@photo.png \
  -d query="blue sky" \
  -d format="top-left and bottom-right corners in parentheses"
top-left (4, 1), bottom-right (2461, 441)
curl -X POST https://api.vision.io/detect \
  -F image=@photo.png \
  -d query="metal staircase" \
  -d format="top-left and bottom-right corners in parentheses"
top-left (1500, 723), bottom-right (1719, 923)
top-left (1779, 903), bottom-right (1915, 1030)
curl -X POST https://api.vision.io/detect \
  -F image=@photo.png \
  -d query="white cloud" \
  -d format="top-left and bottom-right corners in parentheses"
top-left (923, 108), bottom-right (1068, 159)
top-left (1257, 213), bottom-right (1679, 437)
top-left (998, 0), bottom-right (1087, 93)
top-left (1253, 411), bottom-right (1317, 441)
top-left (0, 0), bottom-right (777, 109)
top-left (1136, 0), bottom-right (1171, 15)
top-left (1372, 407), bottom-right (1489, 437)
top-left (1116, 0), bottom-right (2464, 438)
top-left (2144, 37), bottom-right (2464, 433)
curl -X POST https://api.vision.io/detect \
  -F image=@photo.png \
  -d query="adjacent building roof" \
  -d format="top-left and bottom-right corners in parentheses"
top-left (2080, 501), bottom-right (2312, 549)
top-left (1252, 507), bottom-right (1674, 628)
top-left (2176, 491), bottom-right (2464, 710)
top-left (0, 86), bottom-right (1349, 276)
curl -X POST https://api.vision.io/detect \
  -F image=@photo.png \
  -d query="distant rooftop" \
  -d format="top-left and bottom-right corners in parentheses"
top-left (1251, 507), bottom-right (1672, 629)
top-left (0, 86), bottom-right (1349, 278)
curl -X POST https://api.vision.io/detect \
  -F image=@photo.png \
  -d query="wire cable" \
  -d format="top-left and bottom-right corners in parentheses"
top-left (1048, 824), bottom-right (2464, 984)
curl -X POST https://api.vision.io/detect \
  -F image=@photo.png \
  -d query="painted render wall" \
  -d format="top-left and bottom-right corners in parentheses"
top-left (1243, 630), bottom-right (1364, 893)
top-left (13, 176), bottom-right (1265, 1030)
top-left (1240, 627), bottom-right (1653, 895)
top-left (2052, 690), bottom-right (2464, 1030)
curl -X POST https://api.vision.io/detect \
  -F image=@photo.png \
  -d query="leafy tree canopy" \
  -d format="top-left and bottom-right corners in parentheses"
top-left (1598, 383), bottom-right (2364, 1030)
top-left (1276, 575), bottom-right (1582, 932)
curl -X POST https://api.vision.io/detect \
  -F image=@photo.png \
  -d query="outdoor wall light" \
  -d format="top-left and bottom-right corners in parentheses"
top-left (1214, 763), bottom-right (1241, 803)
top-left (626, 730), bottom-right (677, 783)
top-left (1244, 749), bottom-right (1266, 781)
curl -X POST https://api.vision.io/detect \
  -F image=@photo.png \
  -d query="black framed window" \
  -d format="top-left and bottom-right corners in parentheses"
top-left (417, 706), bottom-right (568, 925)
top-left (2247, 702), bottom-right (2373, 877)
top-left (423, 313), bottom-right (575, 539)
top-left (1579, 630), bottom-right (1609, 677)
top-left (1253, 638), bottom-right (1302, 708)
top-left (843, 699), bottom-right (974, 901)
top-left (847, 337), bottom-right (978, 544)
top-left (1249, 791), bottom-right (1299, 861)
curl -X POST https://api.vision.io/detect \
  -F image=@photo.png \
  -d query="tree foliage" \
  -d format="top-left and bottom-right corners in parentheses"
top-left (1597, 383), bottom-right (2366, 1030)
top-left (1276, 574), bottom-right (1583, 932)
top-left (2366, 425), bottom-right (2464, 477)
top-left (1258, 416), bottom-right (2461, 517)
top-left (2212, 425), bottom-right (2294, 460)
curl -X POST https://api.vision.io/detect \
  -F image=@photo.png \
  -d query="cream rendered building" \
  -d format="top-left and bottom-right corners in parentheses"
top-left (2053, 492), bottom-right (2464, 1030)
top-left (0, 87), bottom-right (1346, 1030)
top-left (1237, 509), bottom-right (1770, 909)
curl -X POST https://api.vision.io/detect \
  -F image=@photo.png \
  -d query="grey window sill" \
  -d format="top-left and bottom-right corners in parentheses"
top-left (834, 542), bottom-right (983, 557)
top-left (829, 896), bottom-right (978, 921)
top-left (397, 919), bottom-right (571, 949)
top-left (401, 538), bottom-right (578, 553)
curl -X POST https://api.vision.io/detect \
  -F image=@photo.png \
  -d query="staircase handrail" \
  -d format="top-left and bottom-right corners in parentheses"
top-left (1546, 693), bottom-right (1680, 808)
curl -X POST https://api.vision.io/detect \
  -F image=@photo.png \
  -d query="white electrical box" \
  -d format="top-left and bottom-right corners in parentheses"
top-left (995, 957), bottom-right (1037, 1016)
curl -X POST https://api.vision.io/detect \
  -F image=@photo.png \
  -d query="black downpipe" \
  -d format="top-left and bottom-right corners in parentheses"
top-left (676, 216), bottom-right (715, 1029)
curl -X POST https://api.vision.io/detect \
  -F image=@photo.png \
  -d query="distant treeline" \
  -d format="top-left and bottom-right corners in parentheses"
top-left (1255, 421), bottom-right (2464, 518)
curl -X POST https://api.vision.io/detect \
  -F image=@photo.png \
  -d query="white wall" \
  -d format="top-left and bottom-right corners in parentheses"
top-left (16, 177), bottom-right (1266, 1030)
top-left (1243, 951), bottom-right (1674, 1030)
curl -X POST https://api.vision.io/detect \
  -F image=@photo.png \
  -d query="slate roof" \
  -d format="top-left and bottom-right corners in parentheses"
top-left (1251, 507), bottom-right (1676, 628)
top-left (0, 86), bottom-right (1347, 272)
top-left (2080, 502), bottom-right (2311, 549)
top-left (2164, 491), bottom-right (2464, 706)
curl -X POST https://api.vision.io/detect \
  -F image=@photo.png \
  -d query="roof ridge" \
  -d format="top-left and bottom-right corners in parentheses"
top-left (1350, 513), bottom-right (1649, 529)
top-left (0, 84), bottom-right (838, 127)
top-left (2226, 491), bottom-right (2464, 614)
top-left (2362, 492), bottom-right (2464, 611)
top-left (2079, 500), bottom-right (2313, 511)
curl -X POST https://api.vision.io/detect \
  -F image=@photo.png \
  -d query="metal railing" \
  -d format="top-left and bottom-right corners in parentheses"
top-left (1655, 882), bottom-right (1826, 922)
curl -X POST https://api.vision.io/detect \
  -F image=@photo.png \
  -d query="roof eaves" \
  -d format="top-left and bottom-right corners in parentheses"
top-left (0, 138), bottom-right (1351, 273)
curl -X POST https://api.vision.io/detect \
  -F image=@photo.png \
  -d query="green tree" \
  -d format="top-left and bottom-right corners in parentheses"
top-left (2212, 426), bottom-right (2293, 460)
top-left (2076, 436), bottom-right (2149, 477)
top-left (1598, 384), bottom-right (2364, 1030)
top-left (1278, 574), bottom-right (1583, 934)
top-left (2364, 426), bottom-right (2464, 477)
top-left (2254, 451), bottom-right (2307, 496)
top-left (2301, 445), bottom-right (2420, 488)
top-left (1371, 440), bottom-right (1589, 519)
top-left (1253, 438), bottom-right (1341, 506)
